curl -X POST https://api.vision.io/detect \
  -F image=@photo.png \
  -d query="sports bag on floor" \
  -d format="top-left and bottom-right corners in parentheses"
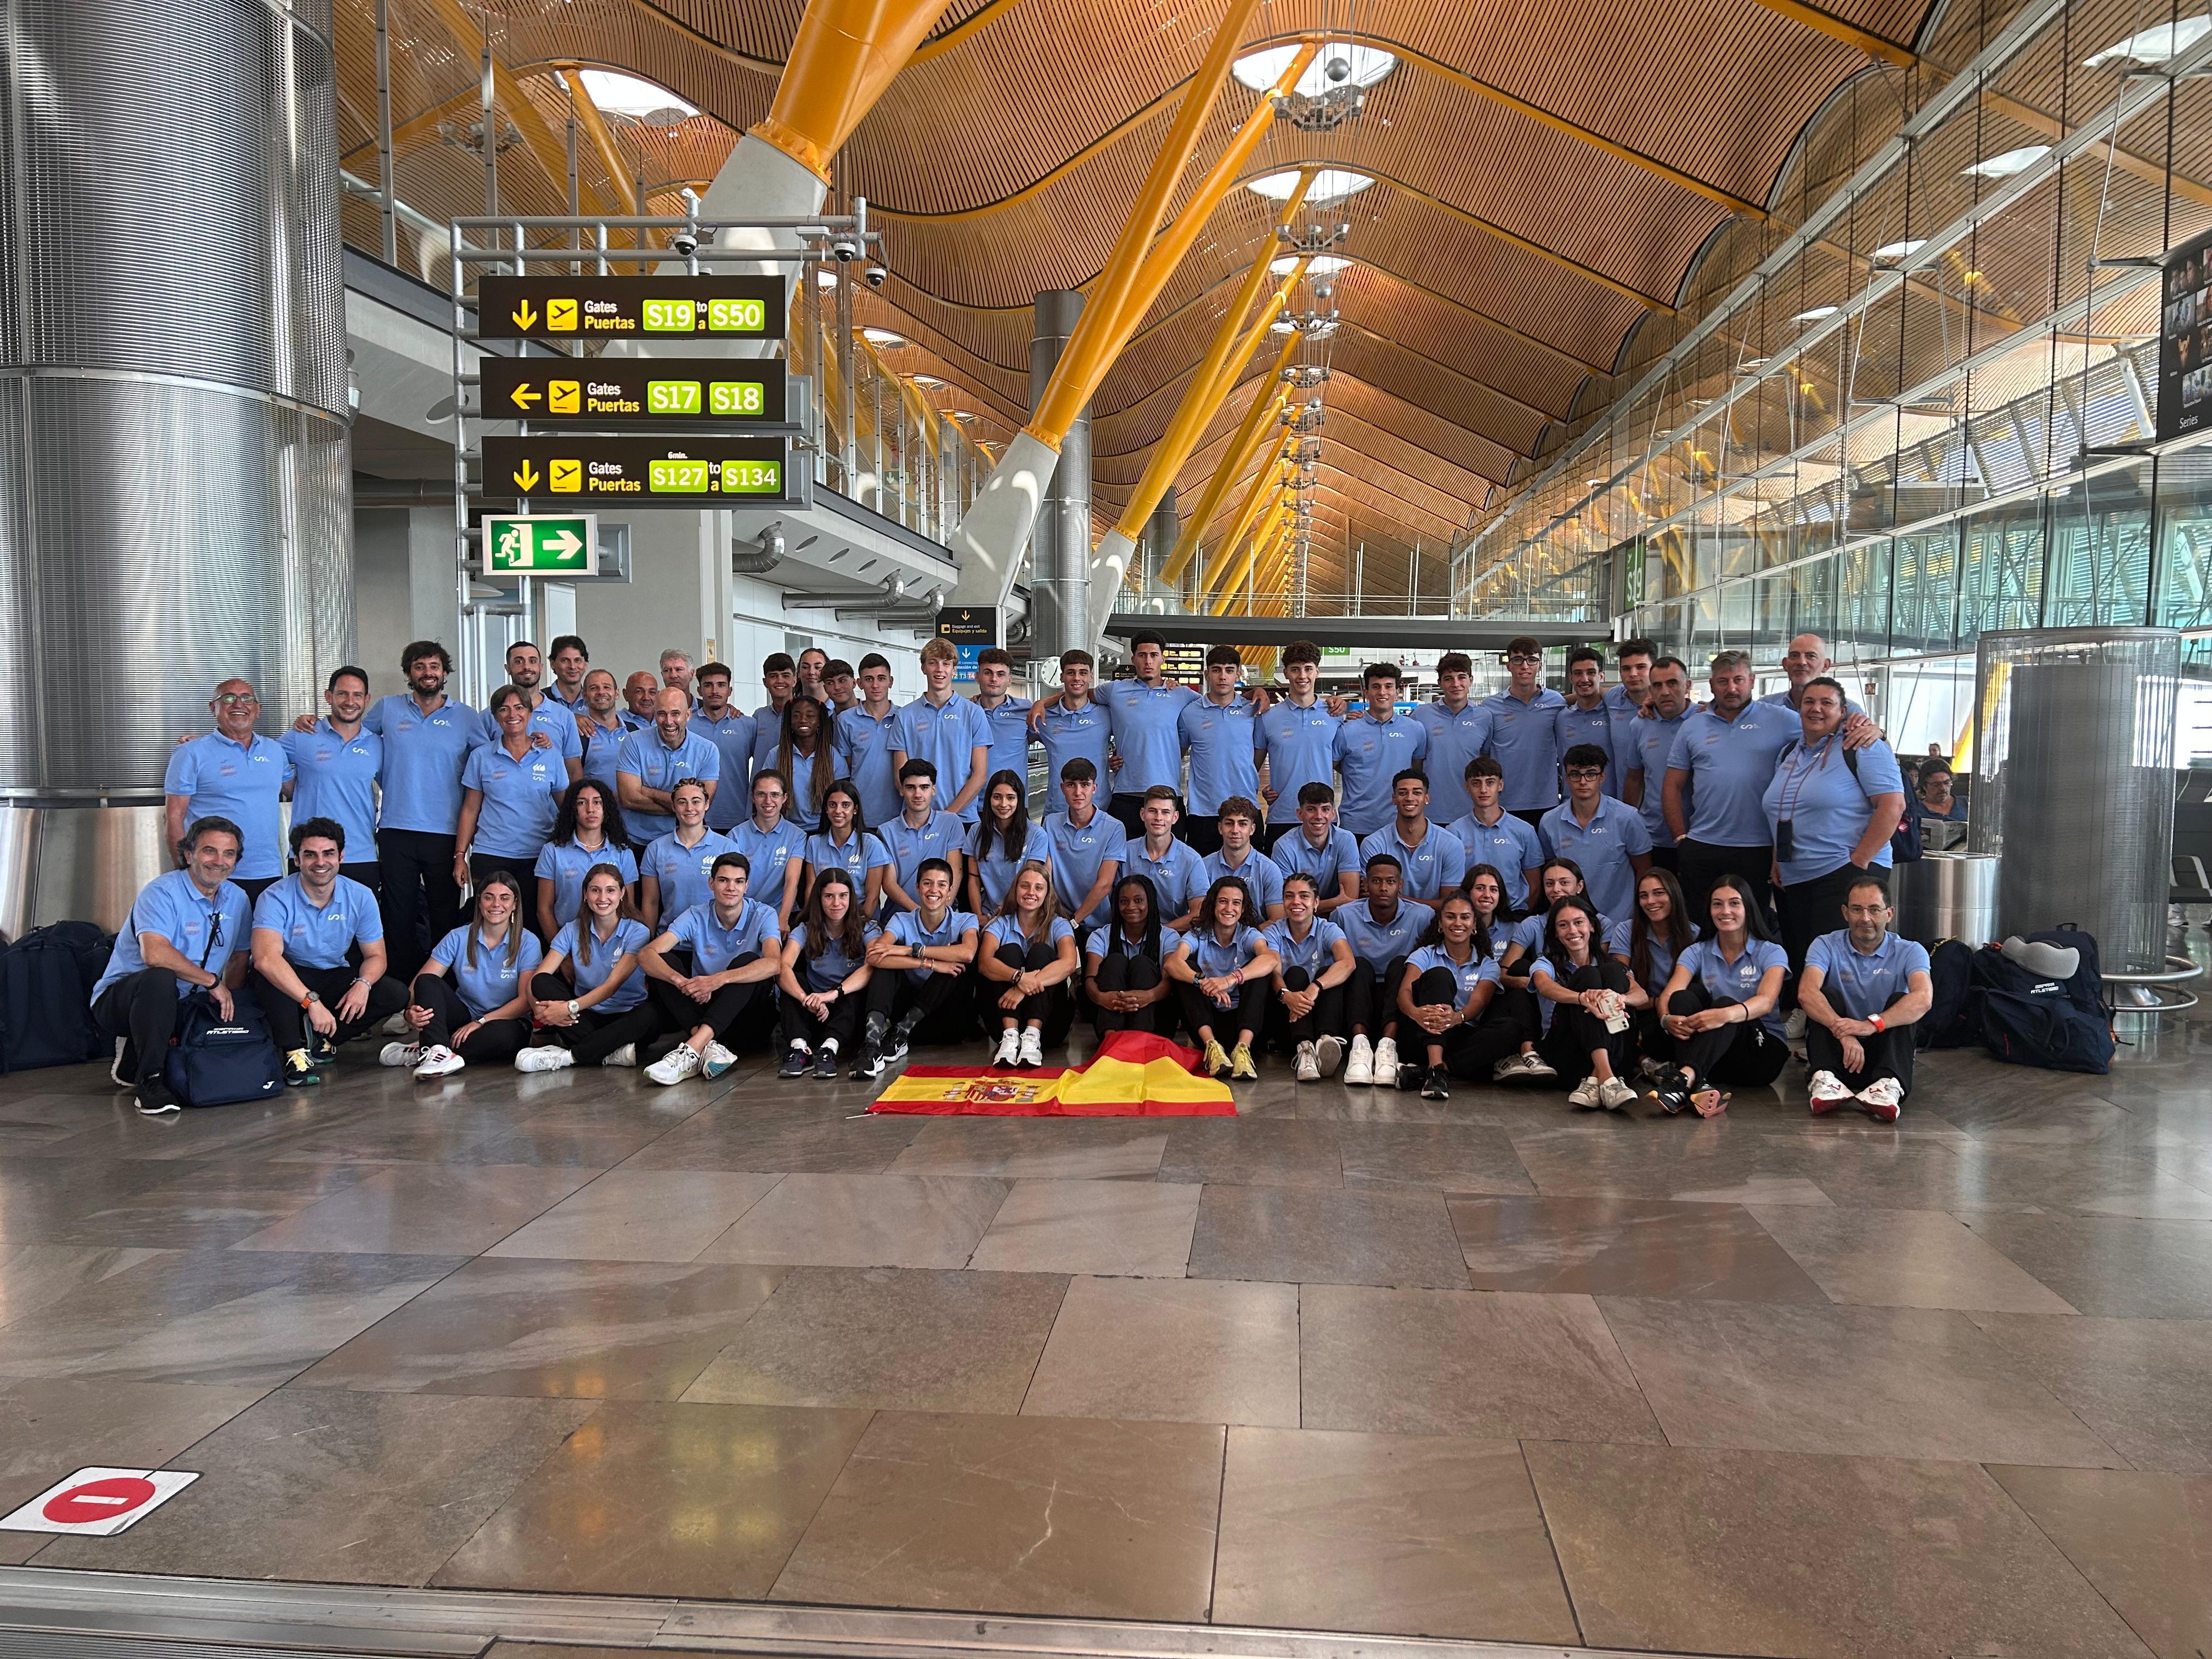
top-left (1970, 925), bottom-right (2115, 1075)
top-left (163, 989), bottom-right (284, 1106)
top-left (0, 920), bottom-right (116, 1071)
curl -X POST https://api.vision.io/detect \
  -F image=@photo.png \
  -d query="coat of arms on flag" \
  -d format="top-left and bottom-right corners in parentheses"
top-left (870, 1030), bottom-right (1237, 1117)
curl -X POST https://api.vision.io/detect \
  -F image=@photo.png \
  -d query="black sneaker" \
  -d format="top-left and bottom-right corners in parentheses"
top-left (1396, 1062), bottom-right (1423, 1091)
top-left (1420, 1065), bottom-right (1451, 1101)
top-left (1647, 1065), bottom-right (1694, 1116)
top-left (853, 1039), bottom-right (884, 1080)
top-left (308, 1032), bottom-right (339, 1068)
top-left (777, 1045), bottom-right (810, 1079)
top-left (283, 1048), bottom-right (322, 1088)
top-left (812, 1043), bottom-right (840, 1079)
top-left (134, 1079), bottom-right (181, 1117)
top-left (885, 1023), bottom-right (913, 1065)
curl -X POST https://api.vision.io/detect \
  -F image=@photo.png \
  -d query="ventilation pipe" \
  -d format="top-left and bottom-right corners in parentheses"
top-left (733, 525), bottom-right (786, 574)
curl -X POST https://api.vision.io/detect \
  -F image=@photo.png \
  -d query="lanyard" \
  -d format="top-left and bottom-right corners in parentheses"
top-left (1776, 735), bottom-right (1833, 823)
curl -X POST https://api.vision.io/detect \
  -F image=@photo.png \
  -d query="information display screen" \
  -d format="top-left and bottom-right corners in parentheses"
top-left (484, 436), bottom-right (797, 505)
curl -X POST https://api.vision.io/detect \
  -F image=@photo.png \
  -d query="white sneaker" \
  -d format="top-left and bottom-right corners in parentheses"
top-left (1345, 1034), bottom-right (1374, 1086)
top-left (1372, 1036), bottom-right (1400, 1079)
top-left (514, 1045), bottom-right (574, 1073)
top-left (994, 1028), bottom-right (1022, 1066)
top-left (1857, 1076), bottom-right (1904, 1122)
top-left (1516, 1050), bottom-right (1558, 1082)
top-left (1598, 1076), bottom-right (1638, 1111)
top-left (379, 1041), bottom-right (422, 1068)
top-left (110, 1037), bottom-right (131, 1088)
top-left (1293, 1040), bottom-right (1319, 1082)
top-left (380, 1011), bottom-right (412, 1037)
top-left (1808, 1069), bottom-right (1854, 1115)
top-left (1018, 1027), bottom-right (1044, 1068)
top-left (1785, 1007), bottom-right (1807, 1042)
top-left (646, 1043), bottom-right (702, 1086)
top-left (700, 1041), bottom-right (740, 1079)
top-left (1313, 1034), bottom-right (1345, 1077)
top-left (413, 1045), bottom-right (465, 1079)
top-left (600, 1043), bottom-right (637, 1068)
top-left (1568, 1075), bottom-right (1603, 1108)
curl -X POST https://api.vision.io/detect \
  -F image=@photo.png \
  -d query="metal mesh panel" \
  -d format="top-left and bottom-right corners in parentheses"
top-left (1970, 627), bottom-right (2180, 973)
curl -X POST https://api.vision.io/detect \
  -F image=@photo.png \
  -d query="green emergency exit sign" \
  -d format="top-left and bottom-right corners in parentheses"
top-left (484, 514), bottom-right (596, 575)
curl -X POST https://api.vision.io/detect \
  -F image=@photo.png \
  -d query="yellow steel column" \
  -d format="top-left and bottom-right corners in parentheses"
top-left (751, 0), bottom-right (966, 182)
top-left (1161, 347), bottom-right (1297, 585)
top-left (1212, 503), bottom-right (1292, 614)
top-left (1203, 470), bottom-right (1290, 606)
top-left (1203, 441), bottom-right (1293, 598)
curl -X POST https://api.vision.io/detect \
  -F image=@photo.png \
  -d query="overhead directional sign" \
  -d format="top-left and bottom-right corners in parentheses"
top-left (481, 358), bottom-right (789, 426)
top-left (485, 436), bottom-right (797, 505)
top-left (483, 514), bottom-right (597, 575)
top-left (478, 276), bottom-right (785, 341)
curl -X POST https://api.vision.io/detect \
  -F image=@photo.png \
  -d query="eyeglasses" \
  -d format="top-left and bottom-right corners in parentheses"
top-left (1505, 653), bottom-right (1541, 664)
top-left (213, 693), bottom-right (259, 707)
top-left (1564, 766), bottom-right (1605, 779)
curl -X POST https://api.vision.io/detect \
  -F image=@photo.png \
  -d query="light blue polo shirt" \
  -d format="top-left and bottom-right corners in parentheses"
top-left (749, 707), bottom-right (791, 796)
top-left (1480, 687), bottom-right (1567, 812)
top-left (477, 698), bottom-right (584, 765)
top-left (579, 714), bottom-right (633, 798)
top-left (694, 708), bottom-right (760, 831)
top-left (1625, 707), bottom-right (1691, 848)
top-left (1538, 794), bottom-right (1652, 923)
top-left (1359, 822), bottom-right (1468, 903)
top-left (805, 827), bottom-right (893, 892)
top-left (1182, 924), bottom-right (1266, 985)
top-left (1272, 825), bottom-right (1360, 892)
top-left (1555, 699), bottom-right (1616, 803)
top-left (1121, 837), bottom-right (1208, 918)
top-left (892, 693), bottom-right (994, 823)
top-left (835, 703), bottom-right (904, 830)
top-left (785, 919), bottom-right (882, 991)
top-left (1179, 696), bottom-right (1261, 816)
top-left (728, 819), bottom-right (804, 906)
top-left (281, 721), bottom-right (381, 861)
top-left (1601, 685), bottom-right (1646, 799)
top-left (1203, 845), bottom-right (1285, 915)
top-left (549, 916), bottom-right (650, 1013)
top-left (1605, 915), bottom-right (1681, 997)
top-left (1675, 937), bottom-right (1790, 1037)
top-left (879, 809), bottom-right (967, 899)
top-left (1038, 698), bottom-right (1111, 792)
top-left (365, 693), bottom-right (479, 837)
top-left (429, 923), bottom-right (543, 1017)
top-left (1336, 898), bottom-right (1426, 967)
top-left (1667, 701), bottom-right (1802, 847)
top-left (1261, 915), bottom-right (1346, 980)
top-left (1406, 943), bottom-right (1501, 1008)
top-left (1042, 809), bottom-right (1119, 927)
top-left (1410, 699), bottom-right (1492, 823)
top-left (768, 744), bottom-right (848, 834)
top-left (1446, 810), bottom-right (1547, 883)
top-left (1256, 697), bottom-right (1341, 826)
top-left (95, 870), bottom-right (251, 1001)
top-left (640, 828), bottom-right (730, 923)
top-left (617, 727), bottom-right (722, 843)
top-left (883, 906), bottom-right (978, 985)
top-left (252, 873), bottom-right (383, 970)
top-left (533, 839), bottom-right (638, 928)
top-left (1330, 712), bottom-right (1429, 837)
top-left (461, 742), bottom-right (566, 860)
top-left (1763, 736), bottom-right (1904, 885)
top-left (984, 913), bottom-right (1075, 955)
top-left (663, 898), bottom-right (780, 974)
top-left (1805, 928), bottom-right (1930, 1019)
top-left (1099, 678), bottom-right (1199, 796)
top-left (968, 822), bottom-right (1034, 915)
top-left (975, 695), bottom-right (1035, 787)
top-left (163, 731), bottom-right (293, 880)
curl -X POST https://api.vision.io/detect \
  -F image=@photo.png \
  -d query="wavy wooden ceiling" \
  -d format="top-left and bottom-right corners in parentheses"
top-left (335, 0), bottom-right (1942, 605)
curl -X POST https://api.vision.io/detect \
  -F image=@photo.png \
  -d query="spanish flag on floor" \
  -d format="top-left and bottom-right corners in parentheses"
top-left (869, 1030), bottom-right (1236, 1117)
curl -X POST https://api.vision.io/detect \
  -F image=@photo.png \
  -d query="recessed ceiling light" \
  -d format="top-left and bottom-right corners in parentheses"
top-left (575, 70), bottom-right (697, 126)
top-left (1248, 168), bottom-right (1373, 204)
top-left (1872, 238), bottom-right (1928, 262)
top-left (1793, 305), bottom-right (1839, 322)
top-left (1271, 253), bottom-right (1350, 275)
top-left (861, 328), bottom-right (906, 346)
top-left (1231, 42), bottom-right (1397, 95)
top-left (2086, 16), bottom-right (2210, 64)
top-left (911, 374), bottom-right (944, 387)
top-left (1965, 145), bottom-right (2050, 179)
top-left (948, 409), bottom-right (975, 420)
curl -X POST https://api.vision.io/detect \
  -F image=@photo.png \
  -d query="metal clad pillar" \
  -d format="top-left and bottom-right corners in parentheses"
top-left (0, 0), bottom-right (352, 935)
top-left (1029, 290), bottom-right (1090, 660)
top-left (1142, 490), bottom-right (1179, 606)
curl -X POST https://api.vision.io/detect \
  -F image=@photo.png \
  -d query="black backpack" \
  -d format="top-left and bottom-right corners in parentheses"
top-left (163, 988), bottom-right (284, 1107)
top-left (1917, 939), bottom-right (1980, 1049)
top-left (0, 921), bottom-right (116, 1071)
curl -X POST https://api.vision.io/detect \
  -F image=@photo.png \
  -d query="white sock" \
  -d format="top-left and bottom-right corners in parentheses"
top-left (820, 1037), bottom-right (838, 1054)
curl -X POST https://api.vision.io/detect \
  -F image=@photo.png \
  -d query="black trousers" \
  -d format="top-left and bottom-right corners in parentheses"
top-left (1646, 845), bottom-right (1678, 873)
top-left (94, 968), bottom-right (202, 1087)
top-left (1806, 1019), bottom-right (1916, 1096)
top-left (1180, 815), bottom-right (1223, 856)
top-left (1661, 974), bottom-right (1788, 1089)
top-left (778, 983), bottom-right (864, 1051)
top-left (1091, 950), bottom-right (1176, 1036)
top-left (1780, 863), bottom-right (1886, 978)
top-left (1406, 964), bottom-right (1525, 1079)
top-left (470, 849), bottom-right (544, 907)
top-left (1537, 958), bottom-right (1633, 1085)
top-left (988, 939), bottom-right (1076, 1042)
top-left (646, 950), bottom-right (769, 1050)
top-left (1175, 975), bottom-right (1266, 1044)
top-left (529, 970), bottom-right (662, 1065)
top-left (1343, 955), bottom-right (1411, 1037)
top-left (251, 961), bottom-right (407, 1053)
top-left (1509, 806), bottom-right (1551, 832)
top-left (1263, 964), bottom-right (1345, 1052)
top-left (1676, 839), bottom-right (1776, 932)
top-left (864, 967), bottom-right (977, 1045)
top-left (378, 828), bottom-right (462, 982)
top-left (408, 972), bottom-right (528, 1063)
top-left (341, 860), bottom-right (382, 893)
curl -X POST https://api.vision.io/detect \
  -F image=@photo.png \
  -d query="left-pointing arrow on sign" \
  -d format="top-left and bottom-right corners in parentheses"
top-left (512, 461), bottom-right (540, 492)
top-left (509, 384), bottom-right (540, 409)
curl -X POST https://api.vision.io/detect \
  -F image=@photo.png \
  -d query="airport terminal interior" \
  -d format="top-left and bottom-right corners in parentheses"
top-left (5, 0), bottom-right (2212, 1654)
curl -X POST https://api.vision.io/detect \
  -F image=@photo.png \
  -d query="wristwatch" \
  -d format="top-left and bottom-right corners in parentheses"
top-left (566, 1000), bottom-right (581, 1020)
top-left (1869, 1013), bottom-right (1885, 1032)
top-left (912, 941), bottom-right (923, 961)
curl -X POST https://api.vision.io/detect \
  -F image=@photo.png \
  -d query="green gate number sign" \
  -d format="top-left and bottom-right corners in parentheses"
top-left (484, 514), bottom-right (596, 575)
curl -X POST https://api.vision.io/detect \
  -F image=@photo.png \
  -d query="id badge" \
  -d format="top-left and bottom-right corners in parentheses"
top-left (1775, 819), bottom-right (1795, 861)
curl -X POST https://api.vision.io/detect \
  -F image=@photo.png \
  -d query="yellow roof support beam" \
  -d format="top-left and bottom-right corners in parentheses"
top-left (1212, 501), bottom-right (1293, 613)
top-left (1203, 470), bottom-right (1291, 606)
top-left (1160, 347), bottom-right (1297, 585)
top-left (749, 0), bottom-right (963, 182)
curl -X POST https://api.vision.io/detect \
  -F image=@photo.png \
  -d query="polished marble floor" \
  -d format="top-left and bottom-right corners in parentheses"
top-left (3, 957), bottom-right (2211, 1659)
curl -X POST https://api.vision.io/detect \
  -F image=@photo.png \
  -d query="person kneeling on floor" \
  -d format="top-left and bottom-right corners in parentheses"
top-left (638, 850), bottom-right (783, 1085)
top-left (1400, 890), bottom-right (1521, 1099)
top-left (516, 862), bottom-right (658, 1073)
top-left (1647, 873), bottom-right (1789, 1118)
top-left (1796, 876), bottom-right (1931, 1122)
top-left (250, 817), bottom-right (408, 1087)
top-left (387, 870), bottom-right (542, 1078)
top-left (776, 867), bottom-right (878, 1080)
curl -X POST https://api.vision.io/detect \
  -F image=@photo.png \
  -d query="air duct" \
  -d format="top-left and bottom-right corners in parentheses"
top-left (734, 525), bottom-right (786, 575)
top-left (782, 572), bottom-right (910, 611)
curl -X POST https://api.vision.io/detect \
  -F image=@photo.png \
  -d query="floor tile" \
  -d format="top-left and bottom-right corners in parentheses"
top-left (30, 1388), bottom-right (598, 1584)
top-left (697, 1173), bottom-right (1009, 1268)
top-left (1022, 1276), bottom-right (1298, 1426)
top-left (1188, 1184), bottom-right (1469, 1288)
top-left (1596, 1296), bottom-right (2124, 1465)
top-left (884, 1119), bottom-right (1169, 1180)
top-left (1300, 1282), bottom-right (1661, 1441)
top-left (681, 1266), bottom-right (1067, 1412)
top-left (1447, 1195), bottom-right (1827, 1302)
top-left (769, 1410), bottom-right (1223, 1621)
top-left (291, 1256), bottom-right (786, 1400)
top-left (1527, 1440), bottom-right (2152, 1659)
top-left (1155, 1119), bottom-right (1342, 1187)
top-left (1750, 1204), bottom-right (2078, 1313)
top-left (1334, 1122), bottom-right (1537, 1194)
top-left (0, 1156), bottom-right (234, 1243)
top-left (1959, 1213), bottom-right (2212, 1318)
top-left (1213, 1426), bottom-right (1577, 1643)
top-left (1989, 1464), bottom-right (2212, 1659)
top-left (483, 1170), bottom-right (783, 1262)
top-left (434, 1400), bottom-right (872, 1597)
top-left (26, 1160), bottom-right (395, 1250)
top-left (231, 1164), bottom-right (600, 1255)
top-left (967, 1178), bottom-right (1200, 1277)
top-left (1971, 1313), bottom-right (2212, 1472)
top-left (1509, 1130), bottom-right (1835, 1207)
top-left (0, 1243), bottom-right (173, 1327)
top-left (618, 1105), bottom-right (928, 1175)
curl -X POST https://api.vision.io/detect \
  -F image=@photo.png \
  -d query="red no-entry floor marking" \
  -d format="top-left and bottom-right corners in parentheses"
top-left (0, 1467), bottom-right (199, 1536)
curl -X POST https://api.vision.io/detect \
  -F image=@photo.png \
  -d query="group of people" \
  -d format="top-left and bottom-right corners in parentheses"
top-left (106, 626), bottom-right (1932, 1123)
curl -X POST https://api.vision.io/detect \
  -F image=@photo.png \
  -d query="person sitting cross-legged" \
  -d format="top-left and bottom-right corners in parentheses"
top-left (637, 850), bottom-right (783, 1085)
top-left (1796, 876), bottom-right (1932, 1122)
top-left (1647, 872), bottom-right (1790, 1118)
top-left (515, 861), bottom-right (659, 1072)
top-left (776, 867), bottom-right (878, 1079)
top-left (249, 817), bottom-right (408, 1087)
top-left (387, 869), bottom-right (543, 1079)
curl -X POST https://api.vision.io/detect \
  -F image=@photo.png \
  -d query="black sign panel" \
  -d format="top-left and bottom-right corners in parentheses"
top-left (483, 436), bottom-right (798, 506)
top-left (2160, 227), bottom-right (2212, 442)
top-left (477, 276), bottom-right (785, 341)
top-left (1160, 644), bottom-right (1208, 681)
top-left (481, 358), bottom-right (789, 426)
top-left (935, 607), bottom-right (998, 647)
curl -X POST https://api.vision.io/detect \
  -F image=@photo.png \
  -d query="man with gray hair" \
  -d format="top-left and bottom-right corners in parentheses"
top-left (659, 649), bottom-right (696, 707)
top-left (1661, 650), bottom-right (1799, 922)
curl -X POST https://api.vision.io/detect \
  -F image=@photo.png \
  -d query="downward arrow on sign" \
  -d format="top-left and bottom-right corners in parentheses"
top-left (512, 301), bottom-right (538, 330)
top-left (512, 461), bottom-right (540, 492)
